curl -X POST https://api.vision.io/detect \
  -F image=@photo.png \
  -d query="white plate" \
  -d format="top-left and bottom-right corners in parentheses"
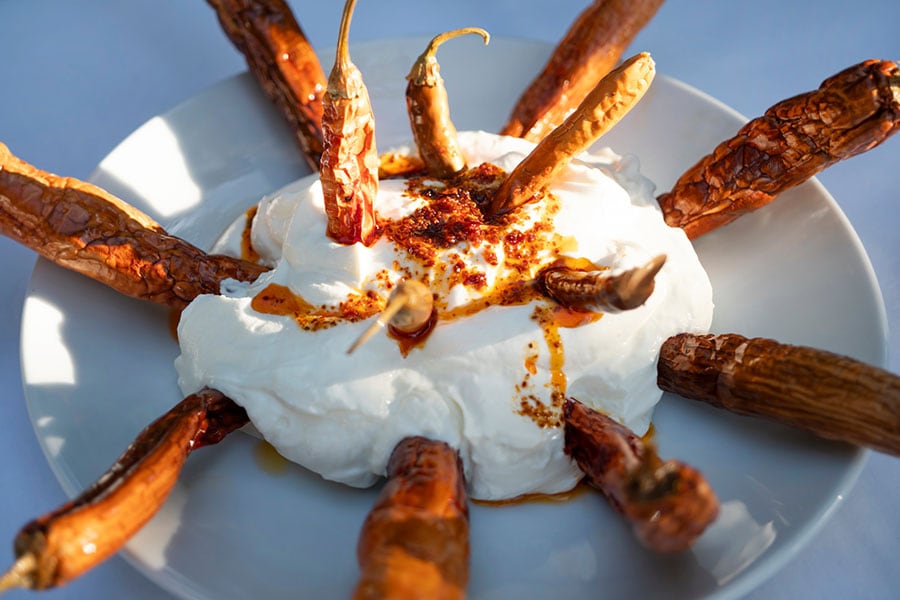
top-left (21, 38), bottom-right (886, 599)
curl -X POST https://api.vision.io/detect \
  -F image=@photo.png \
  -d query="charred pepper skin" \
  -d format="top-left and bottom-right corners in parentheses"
top-left (206, 0), bottom-right (327, 170)
top-left (658, 59), bottom-right (900, 239)
top-left (319, 0), bottom-right (380, 246)
top-left (0, 143), bottom-right (268, 309)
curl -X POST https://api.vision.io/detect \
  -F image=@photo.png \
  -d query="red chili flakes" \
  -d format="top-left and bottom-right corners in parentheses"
top-left (380, 162), bottom-right (530, 294)
top-left (482, 246), bottom-right (499, 266)
top-left (383, 163), bottom-right (510, 256)
top-left (462, 272), bottom-right (487, 289)
top-left (517, 394), bottom-right (561, 429)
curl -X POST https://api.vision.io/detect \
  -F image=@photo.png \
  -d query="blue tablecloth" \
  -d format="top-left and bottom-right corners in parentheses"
top-left (1, 2), bottom-right (897, 598)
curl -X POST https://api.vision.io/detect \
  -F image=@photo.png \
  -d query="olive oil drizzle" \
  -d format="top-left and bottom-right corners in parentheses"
top-left (242, 157), bottom-right (612, 430)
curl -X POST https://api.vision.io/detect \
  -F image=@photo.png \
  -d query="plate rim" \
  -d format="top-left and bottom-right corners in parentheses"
top-left (19, 36), bottom-right (885, 600)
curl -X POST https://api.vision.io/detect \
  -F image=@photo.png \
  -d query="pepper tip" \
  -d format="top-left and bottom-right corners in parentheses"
top-left (0, 553), bottom-right (37, 593)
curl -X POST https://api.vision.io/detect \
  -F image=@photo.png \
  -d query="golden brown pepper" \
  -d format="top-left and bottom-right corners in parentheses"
top-left (0, 143), bottom-right (268, 309)
top-left (500, 0), bottom-right (664, 141)
top-left (658, 333), bottom-right (900, 455)
top-left (485, 52), bottom-right (655, 219)
top-left (0, 389), bottom-right (248, 591)
top-left (406, 28), bottom-right (489, 179)
top-left (540, 254), bottom-right (666, 313)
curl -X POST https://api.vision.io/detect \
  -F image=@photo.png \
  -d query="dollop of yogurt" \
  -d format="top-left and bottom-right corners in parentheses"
top-left (175, 131), bottom-right (713, 500)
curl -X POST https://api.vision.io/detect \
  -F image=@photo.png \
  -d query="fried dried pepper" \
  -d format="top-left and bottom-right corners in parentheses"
top-left (563, 398), bottom-right (719, 552)
top-left (0, 389), bottom-right (247, 591)
top-left (485, 52), bottom-right (655, 218)
top-left (207, 0), bottom-right (327, 170)
top-left (0, 143), bottom-right (268, 309)
top-left (319, 0), bottom-right (380, 246)
top-left (658, 59), bottom-right (900, 239)
top-left (500, 0), bottom-right (664, 142)
top-left (540, 255), bottom-right (666, 313)
top-left (658, 333), bottom-right (900, 455)
top-left (406, 28), bottom-right (489, 179)
top-left (354, 436), bottom-right (469, 600)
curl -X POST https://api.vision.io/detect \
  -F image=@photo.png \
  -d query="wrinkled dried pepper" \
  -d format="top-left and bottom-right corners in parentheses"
top-left (658, 59), bottom-right (900, 239)
top-left (0, 389), bottom-right (247, 591)
top-left (563, 398), bottom-right (718, 553)
top-left (500, 0), bottom-right (664, 142)
top-left (319, 0), bottom-right (380, 246)
top-left (354, 436), bottom-right (469, 600)
top-left (486, 52), bottom-right (655, 218)
top-left (658, 333), bottom-right (900, 455)
top-left (540, 254), bottom-right (666, 313)
top-left (207, 0), bottom-right (327, 170)
top-left (0, 143), bottom-right (268, 309)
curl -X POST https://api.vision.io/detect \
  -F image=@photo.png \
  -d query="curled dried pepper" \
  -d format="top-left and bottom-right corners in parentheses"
top-left (540, 255), bottom-right (666, 313)
top-left (320, 0), bottom-right (379, 246)
top-left (406, 28), bottom-right (490, 179)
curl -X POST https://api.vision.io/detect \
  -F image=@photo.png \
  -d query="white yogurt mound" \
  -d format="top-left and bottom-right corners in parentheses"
top-left (175, 131), bottom-right (713, 500)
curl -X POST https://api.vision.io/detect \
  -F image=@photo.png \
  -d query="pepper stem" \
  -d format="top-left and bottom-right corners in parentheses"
top-left (425, 27), bottom-right (489, 57)
top-left (0, 552), bottom-right (37, 593)
top-left (614, 254), bottom-right (667, 308)
top-left (347, 280), bottom-right (433, 354)
top-left (334, 0), bottom-right (357, 70)
top-left (409, 28), bottom-right (490, 86)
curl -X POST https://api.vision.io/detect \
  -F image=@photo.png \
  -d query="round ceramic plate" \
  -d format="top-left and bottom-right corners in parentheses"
top-left (21, 38), bottom-right (885, 599)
